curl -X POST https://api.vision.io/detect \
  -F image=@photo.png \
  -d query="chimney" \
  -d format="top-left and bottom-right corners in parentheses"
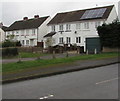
top-left (0, 22), bottom-right (3, 28)
top-left (23, 17), bottom-right (28, 21)
top-left (34, 15), bottom-right (39, 18)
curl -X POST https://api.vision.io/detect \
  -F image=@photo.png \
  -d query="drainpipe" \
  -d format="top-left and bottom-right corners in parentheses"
top-left (37, 28), bottom-right (39, 46)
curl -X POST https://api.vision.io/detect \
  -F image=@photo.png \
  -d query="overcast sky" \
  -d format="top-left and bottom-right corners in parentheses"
top-left (0, 0), bottom-right (119, 26)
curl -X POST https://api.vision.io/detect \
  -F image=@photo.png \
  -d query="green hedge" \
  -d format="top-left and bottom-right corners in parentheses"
top-left (2, 40), bottom-right (21, 47)
top-left (97, 20), bottom-right (120, 48)
top-left (2, 48), bottom-right (18, 57)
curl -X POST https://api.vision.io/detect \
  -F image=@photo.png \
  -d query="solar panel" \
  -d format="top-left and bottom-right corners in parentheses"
top-left (80, 8), bottom-right (107, 19)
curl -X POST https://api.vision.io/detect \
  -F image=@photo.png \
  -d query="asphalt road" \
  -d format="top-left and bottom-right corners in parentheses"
top-left (2, 64), bottom-right (118, 99)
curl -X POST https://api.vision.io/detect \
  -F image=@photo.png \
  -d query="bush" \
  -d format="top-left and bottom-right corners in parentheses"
top-left (2, 48), bottom-right (18, 57)
top-left (2, 40), bottom-right (21, 47)
top-left (16, 41), bottom-right (22, 47)
top-left (97, 20), bottom-right (120, 48)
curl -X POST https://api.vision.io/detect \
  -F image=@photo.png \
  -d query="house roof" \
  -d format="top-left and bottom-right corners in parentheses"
top-left (7, 16), bottom-right (49, 31)
top-left (44, 32), bottom-right (56, 37)
top-left (2, 26), bottom-right (8, 31)
top-left (48, 5), bottom-right (114, 25)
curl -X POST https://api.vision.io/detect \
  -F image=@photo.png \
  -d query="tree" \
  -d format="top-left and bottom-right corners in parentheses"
top-left (97, 20), bottom-right (120, 48)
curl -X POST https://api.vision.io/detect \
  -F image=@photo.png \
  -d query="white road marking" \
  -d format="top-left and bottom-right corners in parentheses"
top-left (39, 94), bottom-right (54, 99)
top-left (96, 77), bottom-right (118, 85)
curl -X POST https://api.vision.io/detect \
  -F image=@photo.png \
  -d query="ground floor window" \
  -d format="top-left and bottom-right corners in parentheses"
top-left (22, 40), bottom-right (24, 45)
top-left (26, 40), bottom-right (29, 45)
top-left (59, 37), bottom-right (64, 44)
top-left (66, 37), bottom-right (71, 44)
top-left (76, 37), bottom-right (81, 43)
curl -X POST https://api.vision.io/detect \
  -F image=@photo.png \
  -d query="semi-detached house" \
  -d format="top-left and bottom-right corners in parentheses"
top-left (44, 5), bottom-right (117, 53)
top-left (5, 15), bottom-right (51, 47)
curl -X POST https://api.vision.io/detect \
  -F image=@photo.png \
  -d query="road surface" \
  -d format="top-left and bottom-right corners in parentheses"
top-left (2, 64), bottom-right (118, 99)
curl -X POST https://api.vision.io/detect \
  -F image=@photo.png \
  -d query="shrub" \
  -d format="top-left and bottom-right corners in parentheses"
top-left (2, 40), bottom-right (21, 47)
top-left (2, 48), bottom-right (18, 57)
top-left (97, 20), bottom-right (120, 48)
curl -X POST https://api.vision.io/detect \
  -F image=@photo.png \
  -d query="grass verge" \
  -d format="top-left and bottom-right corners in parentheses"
top-left (2, 52), bottom-right (119, 73)
top-left (3, 52), bottom-right (49, 59)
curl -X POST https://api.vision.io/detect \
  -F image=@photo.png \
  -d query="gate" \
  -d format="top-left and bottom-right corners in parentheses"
top-left (86, 37), bottom-right (101, 54)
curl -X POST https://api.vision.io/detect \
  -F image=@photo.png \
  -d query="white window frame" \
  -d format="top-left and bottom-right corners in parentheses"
top-left (21, 30), bottom-right (25, 36)
top-left (76, 37), bottom-right (81, 43)
top-left (66, 24), bottom-right (71, 31)
top-left (26, 30), bottom-right (29, 36)
top-left (84, 22), bottom-right (89, 29)
top-left (59, 37), bottom-right (64, 44)
top-left (51, 25), bottom-right (56, 32)
top-left (95, 21), bottom-right (101, 28)
top-left (59, 24), bottom-right (64, 31)
top-left (32, 29), bottom-right (36, 35)
top-left (76, 23), bottom-right (81, 29)
top-left (26, 40), bottom-right (29, 45)
top-left (66, 37), bottom-right (71, 44)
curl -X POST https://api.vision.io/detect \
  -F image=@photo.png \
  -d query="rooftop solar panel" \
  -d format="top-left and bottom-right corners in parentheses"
top-left (80, 8), bottom-right (107, 19)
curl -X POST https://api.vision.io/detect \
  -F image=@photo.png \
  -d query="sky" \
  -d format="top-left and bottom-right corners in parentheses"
top-left (0, 0), bottom-right (119, 26)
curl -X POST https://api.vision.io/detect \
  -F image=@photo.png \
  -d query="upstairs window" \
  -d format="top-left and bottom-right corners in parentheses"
top-left (76, 23), bottom-right (81, 29)
top-left (12, 31), bottom-right (14, 35)
top-left (21, 30), bottom-right (25, 36)
top-left (32, 29), bottom-right (36, 35)
top-left (95, 21), bottom-right (101, 28)
top-left (59, 25), bottom-right (64, 31)
top-left (51, 25), bottom-right (56, 32)
top-left (26, 30), bottom-right (29, 36)
top-left (84, 22), bottom-right (89, 29)
top-left (66, 24), bottom-right (71, 31)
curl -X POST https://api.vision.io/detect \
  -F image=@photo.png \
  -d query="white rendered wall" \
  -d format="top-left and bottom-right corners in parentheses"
top-left (6, 28), bottom-right (38, 46)
top-left (106, 6), bottom-right (118, 24)
top-left (45, 20), bottom-right (104, 50)
top-left (0, 28), bottom-right (5, 42)
top-left (118, 1), bottom-right (120, 21)
top-left (38, 17), bottom-right (51, 42)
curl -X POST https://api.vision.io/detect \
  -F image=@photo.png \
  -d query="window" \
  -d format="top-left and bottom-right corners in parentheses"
top-left (32, 29), bottom-right (36, 35)
top-left (51, 25), bottom-right (56, 32)
top-left (22, 40), bottom-right (24, 45)
top-left (66, 24), bottom-right (71, 31)
top-left (84, 22), bottom-right (89, 29)
top-left (12, 31), bottom-right (14, 35)
top-left (16, 31), bottom-right (19, 34)
top-left (95, 21), bottom-right (101, 28)
top-left (7, 32), bottom-right (10, 35)
top-left (21, 30), bottom-right (25, 36)
top-left (59, 37), bottom-right (64, 44)
top-left (76, 23), bottom-right (81, 29)
top-left (26, 40), bottom-right (29, 45)
top-left (59, 25), bottom-right (64, 31)
top-left (26, 30), bottom-right (29, 36)
top-left (76, 37), bottom-right (81, 43)
top-left (66, 37), bottom-right (71, 44)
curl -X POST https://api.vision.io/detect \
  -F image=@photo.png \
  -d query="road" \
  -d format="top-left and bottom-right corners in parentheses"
top-left (2, 64), bottom-right (118, 99)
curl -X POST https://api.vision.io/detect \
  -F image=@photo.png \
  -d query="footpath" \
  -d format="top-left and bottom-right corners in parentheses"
top-left (2, 56), bottom-right (119, 84)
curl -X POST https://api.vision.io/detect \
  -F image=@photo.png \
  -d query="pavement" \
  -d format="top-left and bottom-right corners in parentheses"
top-left (2, 64), bottom-right (118, 99)
top-left (2, 56), bottom-right (119, 84)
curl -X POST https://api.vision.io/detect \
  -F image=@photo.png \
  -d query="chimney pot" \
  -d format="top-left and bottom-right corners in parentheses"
top-left (23, 17), bottom-right (28, 20)
top-left (34, 15), bottom-right (39, 18)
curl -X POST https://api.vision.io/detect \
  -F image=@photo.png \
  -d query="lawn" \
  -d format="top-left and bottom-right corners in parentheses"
top-left (2, 52), bottom-right (119, 73)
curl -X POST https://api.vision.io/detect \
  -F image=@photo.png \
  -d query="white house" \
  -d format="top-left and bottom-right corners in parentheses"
top-left (0, 23), bottom-right (7, 43)
top-left (44, 5), bottom-right (117, 53)
top-left (5, 15), bottom-right (51, 47)
top-left (118, 1), bottom-right (120, 21)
